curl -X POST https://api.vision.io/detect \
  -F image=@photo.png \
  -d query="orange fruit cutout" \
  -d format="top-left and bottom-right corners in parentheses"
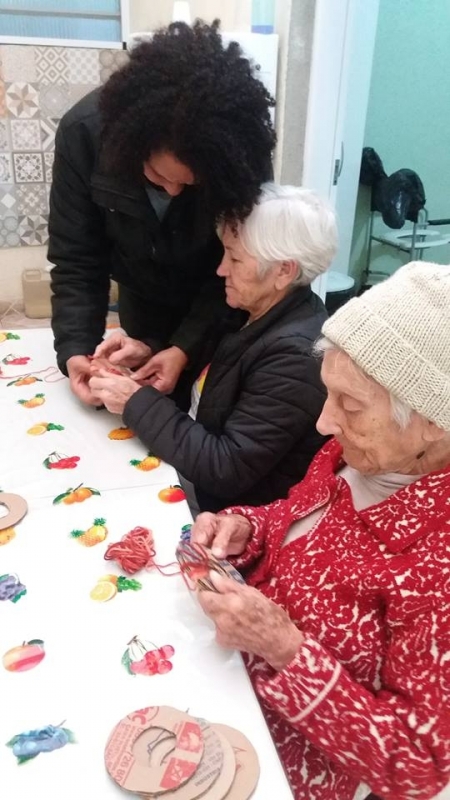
top-left (108, 427), bottom-right (135, 440)
top-left (90, 581), bottom-right (117, 602)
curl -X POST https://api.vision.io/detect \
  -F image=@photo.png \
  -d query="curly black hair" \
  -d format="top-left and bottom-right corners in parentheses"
top-left (99, 19), bottom-right (276, 223)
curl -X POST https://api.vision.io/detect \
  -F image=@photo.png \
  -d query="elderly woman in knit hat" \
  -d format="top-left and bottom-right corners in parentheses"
top-left (191, 261), bottom-right (450, 800)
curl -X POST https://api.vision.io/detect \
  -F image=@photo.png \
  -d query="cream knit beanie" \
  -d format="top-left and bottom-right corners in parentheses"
top-left (322, 261), bottom-right (450, 431)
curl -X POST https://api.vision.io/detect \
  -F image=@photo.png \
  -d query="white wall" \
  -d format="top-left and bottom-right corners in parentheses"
top-left (129, 0), bottom-right (252, 32)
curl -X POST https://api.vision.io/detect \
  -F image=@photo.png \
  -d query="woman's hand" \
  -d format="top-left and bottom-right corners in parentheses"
top-left (131, 346), bottom-right (188, 394)
top-left (198, 572), bottom-right (304, 671)
top-left (67, 355), bottom-right (103, 406)
top-left (93, 332), bottom-right (152, 368)
top-left (191, 512), bottom-right (252, 559)
top-left (89, 369), bottom-right (141, 415)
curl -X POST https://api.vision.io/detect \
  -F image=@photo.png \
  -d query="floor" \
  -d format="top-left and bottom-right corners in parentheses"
top-left (0, 300), bottom-right (119, 330)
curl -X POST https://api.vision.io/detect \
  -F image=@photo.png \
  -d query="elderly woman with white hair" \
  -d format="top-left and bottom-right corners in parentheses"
top-left (191, 261), bottom-right (450, 800)
top-left (89, 182), bottom-right (337, 510)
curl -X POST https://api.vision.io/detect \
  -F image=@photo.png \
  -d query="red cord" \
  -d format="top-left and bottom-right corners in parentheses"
top-left (0, 366), bottom-right (65, 383)
top-left (104, 526), bottom-right (179, 576)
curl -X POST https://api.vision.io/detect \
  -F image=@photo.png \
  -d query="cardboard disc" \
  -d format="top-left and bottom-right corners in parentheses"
top-left (212, 725), bottom-right (259, 799)
top-left (0, 493), bottom-right (27, 531)
top-left (105, 706), bottom-right (204, 794)
top-left (141, 720), bottom-right (235, 800)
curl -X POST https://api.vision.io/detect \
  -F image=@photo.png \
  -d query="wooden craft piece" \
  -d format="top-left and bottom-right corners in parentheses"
top-left (0, 493), bottom-right (28, 531)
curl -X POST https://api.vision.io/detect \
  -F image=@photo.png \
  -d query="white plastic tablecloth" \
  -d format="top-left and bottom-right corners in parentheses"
top-left (0, 329), bottom-right (293, 800)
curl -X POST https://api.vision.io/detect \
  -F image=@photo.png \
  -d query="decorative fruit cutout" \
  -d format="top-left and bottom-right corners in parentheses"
top-left (129, 453), bottom-right (161, 471)
top-left (0, 332), bottom-right (20, 343)
top-left (108, 426), bottom-right (135, 440)
top-left (7, 723), bottom-right (75, 764)
top-left (0, 527), bottom-right (16, 546)
top-left (90, 575), bottom-right (141, 602)
top-left (7, 375), bottom-right (42, 387)
top-left (43, 452), bottom-right (80, 470)
top-left (180, 524), bottom-right (192, 542)
top-left (70, 518), bottom-right (107, 547)
top-left (18, 393), bottom-right (45, 408)
top-left (53, 483), bottom-right (100, 505)
top-left (27, 422), bottom-right (64, 436)
top-left (3, 639), bottom-right (45, 672)
top-left (158, 484), bottom-right (186, 504)
top-left (2, 353), bottom-right (30, 366)
top-left (122, 635), bottom-right (175, 676)
top-left (0, 574), bottom-right (26, 603)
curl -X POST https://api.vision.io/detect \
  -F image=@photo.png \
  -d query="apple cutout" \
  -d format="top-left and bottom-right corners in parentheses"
top-left (3, 639), bottom-right (45, 672)
top-left (157, 484), bottom-right (186, 504)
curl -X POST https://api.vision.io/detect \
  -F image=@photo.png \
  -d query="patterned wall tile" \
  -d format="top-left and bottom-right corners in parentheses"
top-left (5, 83), bottom-right (40, 119)
top-left (18, 214), bottom-right (49, 245)
top-left (35, 47), bottom-right (69, 85)
top-left (40, 117), bottom-right (59, 151)
top-left (0, 214), bottom-right (20, 248)
top-left (69, 84), bottom-right (97, 108)
top-left (13, 152), bottom-right (44, 183)
top-left (10, 119), bottom-right (41, 151)
top-left (99, 49), bottom-right (129, 83)
top-left (0, 152), bottom-right (13, 182)
top-left (44, 151), bottom-right (54, 183)
top-left (39, 83), bottom-right (71, 118)
top-left (0, 118), bottom-right (10, 151)
top-left (16, 183), bottom-right (47, 215)
top-left (0, 80), bottom-right (6, 117)
top-left (0, 185), bottom-right (17, 213)
top-left (0, 46), bottom-right (37, 83)
top-left (68, 49), bottom-right (100, 85)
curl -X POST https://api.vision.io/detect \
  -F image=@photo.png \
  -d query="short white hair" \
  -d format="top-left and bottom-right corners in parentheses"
top-left (314, 337), bottom-right (413, 429)
top-left (239, 182), bottom-right (338, 286)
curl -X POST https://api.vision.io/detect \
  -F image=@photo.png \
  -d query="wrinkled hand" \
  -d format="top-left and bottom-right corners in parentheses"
top-left (198, 572), bottom-right (304, 671)
top-left (93, 332), bottom-right (152, 368)
top-left (191, 512), bottom-right (252, 559)
top-left (89, 369), bottom-right (141, 415)
top-left (131, 346), bottom-right (188, 394)
top-left (67, 355), bottom-right (103, 406)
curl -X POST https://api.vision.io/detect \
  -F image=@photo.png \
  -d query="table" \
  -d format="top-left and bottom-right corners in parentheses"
top-left (0, 328), bottom-right (293, 800)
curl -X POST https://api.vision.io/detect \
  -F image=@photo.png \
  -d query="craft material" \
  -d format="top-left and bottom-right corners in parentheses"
top-left (108, 426), bottom-right (135, 440)
top-left (0, 492), bottom-right (28, 530)
top-left (3, 639), bottom-right (45, 672)
top-left (0, 574), bottom-right (27, 602)
top-left (70, 518), bottom-right (107, 547)
top-left (105, 707), bottom-right (204, 794)
top-left (27, 422), bottom-right (64, 435)
top-left (90, 574), bottom-right (142, 602)
top-left (53, 484), bottom-right (100, 505)
top-left (158, 485), bottom-right (187, 504)
top-left (104, 706), bottom-right (259, 799)
top-left (7, 723), bottom-right (75, 764)
top-left (18, 393), bottom-right (45, 408)
top-left (89, 356), bottom-right (133, 378)
top-left (129, 453), bottom-right (161, 471)
top-left (122, 636), bottom-right (175, 676)
top-left (43, 452), bottom-right (80, 470)
top-left (175, 542), bottom-right (245, 593)
top-left (104, 526), bottom-right (179, 576)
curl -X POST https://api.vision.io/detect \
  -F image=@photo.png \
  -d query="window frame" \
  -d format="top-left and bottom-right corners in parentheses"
top-left (0, 0), bottom-right (130, 48)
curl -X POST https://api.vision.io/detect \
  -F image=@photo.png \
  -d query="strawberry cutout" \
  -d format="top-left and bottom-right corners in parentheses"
top-left (43, 452), bottom-right (80, 470)
top-left (2, 354), bottom-right (30, 366)
top-left (122, 636), bottom-right (175, 676)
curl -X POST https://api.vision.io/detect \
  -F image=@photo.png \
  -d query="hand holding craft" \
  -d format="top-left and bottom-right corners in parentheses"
top-left (190, 512), bottom-right (252, 559)
top-left (93, 332), bottom-right (152, 368)
top-left (67, 355), bottom-right (103, 406)
top-left (198, 571), bottom-right (303, 671)
top-left (131, 346), bottom-right (189, 393)
top-left (89, 369), bottom-right (141, 414)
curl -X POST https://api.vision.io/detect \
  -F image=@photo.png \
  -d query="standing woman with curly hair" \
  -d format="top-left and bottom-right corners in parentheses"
top-left (48, 20), bottom-right (276, 408)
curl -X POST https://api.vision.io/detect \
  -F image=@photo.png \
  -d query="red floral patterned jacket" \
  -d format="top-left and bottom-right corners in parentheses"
top-left (224, 439), bottom-right (450, 800)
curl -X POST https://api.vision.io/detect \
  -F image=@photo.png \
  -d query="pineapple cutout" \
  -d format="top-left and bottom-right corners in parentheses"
top-left (70, 518), bottom-right (107, 547)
